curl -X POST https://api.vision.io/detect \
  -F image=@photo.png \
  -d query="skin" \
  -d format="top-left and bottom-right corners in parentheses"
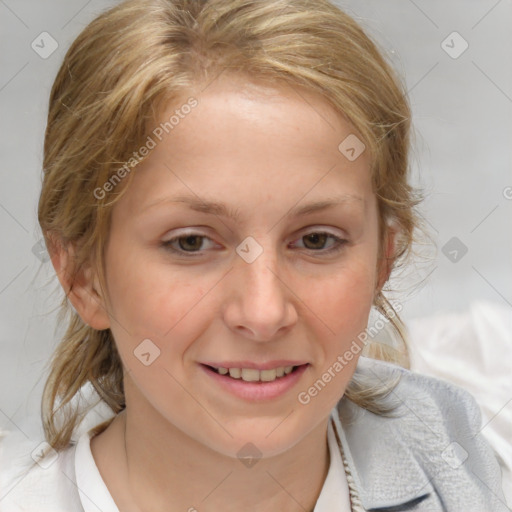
top-left (52, 73), bottom-right (395, 512)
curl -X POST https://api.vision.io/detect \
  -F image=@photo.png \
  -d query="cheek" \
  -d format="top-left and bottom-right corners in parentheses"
top-left (104, 245), bottom-right (210, 346)
top-left (296, 265), bottom-right (375, 407)
top-left (304, 257), bottom-right (377, 337)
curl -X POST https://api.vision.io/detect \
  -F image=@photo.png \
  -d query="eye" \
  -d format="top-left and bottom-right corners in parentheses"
top-left (161, 233), bottom-right (216, 255)
top-left (161, 230), bottom-right (348, 257)
top-left (293, 231), bottom-right (348, 255)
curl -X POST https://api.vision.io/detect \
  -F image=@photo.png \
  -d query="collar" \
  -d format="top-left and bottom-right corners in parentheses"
top-left (313, 412), bottom-right (352, 511)
top-left (75, 429), bottom-right (120, 512)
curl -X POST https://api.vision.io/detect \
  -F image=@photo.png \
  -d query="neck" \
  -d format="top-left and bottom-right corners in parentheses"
top-left (92, 396), bottom-right (331, 512)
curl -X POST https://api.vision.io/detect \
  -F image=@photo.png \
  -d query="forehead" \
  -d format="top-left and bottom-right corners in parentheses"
top-left (118, 74), bottom-right (373, 220)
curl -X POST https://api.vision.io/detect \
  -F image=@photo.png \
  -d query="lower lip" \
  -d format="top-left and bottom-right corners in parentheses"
top-left (200, 364), bottom-right (309, 401)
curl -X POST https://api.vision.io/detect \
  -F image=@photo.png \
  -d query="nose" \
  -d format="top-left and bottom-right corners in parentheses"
top-left (222, 243), bottom-right (298, 342)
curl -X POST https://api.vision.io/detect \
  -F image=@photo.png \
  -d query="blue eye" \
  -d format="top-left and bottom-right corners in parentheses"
top-left (161, 231), bottom-right (348, 257)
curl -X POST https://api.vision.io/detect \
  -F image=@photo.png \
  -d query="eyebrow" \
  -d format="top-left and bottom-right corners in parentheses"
top-left (141, 194), bottom-right (364, 221)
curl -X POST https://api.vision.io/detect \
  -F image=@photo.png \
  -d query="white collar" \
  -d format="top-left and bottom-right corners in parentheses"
top-left (74, 428), bottom-right (120, 512)
top-left (313, 408), bottom-right (352, 511)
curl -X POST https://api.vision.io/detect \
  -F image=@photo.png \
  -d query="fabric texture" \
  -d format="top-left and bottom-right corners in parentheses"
top-left (0, 356), bottom-right (509, 511)
top-left (337, 356), bottom-right (510, 511)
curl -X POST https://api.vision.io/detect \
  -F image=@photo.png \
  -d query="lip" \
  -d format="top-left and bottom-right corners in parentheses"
top-left (201, 360), bottom-right (308, 370)
top-left (200, 363), bottom-right (309, 402)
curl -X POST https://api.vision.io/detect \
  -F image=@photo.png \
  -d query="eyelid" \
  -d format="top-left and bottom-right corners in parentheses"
top-left (161, 230), bottom-right (218, 253)
top-left (162, 225), bottom-right (346, 241)
top-left (161, 226), bottom-right (348, 257)
top-left (291, 230), bottom-right (348, 254)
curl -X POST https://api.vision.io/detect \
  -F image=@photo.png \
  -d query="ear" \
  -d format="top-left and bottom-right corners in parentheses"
top-left (48, 235), bottom-right (111, 330)
top-left (375, 225), bottom-right (397, 293)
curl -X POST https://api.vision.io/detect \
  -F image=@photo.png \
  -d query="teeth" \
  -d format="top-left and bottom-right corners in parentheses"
top-left (260, 369), bottom-right (278, 382)
top-left (228, 368), bottom-right (241, 379)
top-left (241, 368), bottom-right (260, 382)
top-left (215, 365), bottom-right (299, 382)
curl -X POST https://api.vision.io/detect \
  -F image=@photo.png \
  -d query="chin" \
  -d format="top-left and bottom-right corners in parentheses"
top-left (207, 415), bottom-right (321, 461)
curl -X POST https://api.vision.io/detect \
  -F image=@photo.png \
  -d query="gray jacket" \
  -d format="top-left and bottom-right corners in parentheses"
top-left (336, 357), bottom-right (510, 511)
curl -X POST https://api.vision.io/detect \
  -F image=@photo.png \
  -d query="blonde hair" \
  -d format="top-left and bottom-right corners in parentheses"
top-left (39, 0), bottom-right (427, 450)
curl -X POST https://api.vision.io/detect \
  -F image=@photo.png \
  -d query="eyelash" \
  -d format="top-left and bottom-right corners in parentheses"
top-left (161, 231), bottom-right (348, 257)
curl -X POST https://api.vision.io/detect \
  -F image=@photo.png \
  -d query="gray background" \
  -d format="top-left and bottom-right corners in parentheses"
top-left (1, 0), bottom-right (511, 439)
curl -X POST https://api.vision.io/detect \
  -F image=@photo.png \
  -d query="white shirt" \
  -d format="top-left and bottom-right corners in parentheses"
top-left (0, 408), bottom-right (351, 511)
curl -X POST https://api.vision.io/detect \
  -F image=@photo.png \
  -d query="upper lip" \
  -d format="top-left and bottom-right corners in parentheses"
top-left (201, 361), bottom-right (309, 370)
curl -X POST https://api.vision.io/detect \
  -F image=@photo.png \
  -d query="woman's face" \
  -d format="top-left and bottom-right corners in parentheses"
top-left (100, 74), bottom-right (386, 458)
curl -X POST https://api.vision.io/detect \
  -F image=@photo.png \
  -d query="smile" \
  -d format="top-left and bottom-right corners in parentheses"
top-left (200, 363), bottom-right (309, 401)
top-left (208, 365), bottom-right (297, 382)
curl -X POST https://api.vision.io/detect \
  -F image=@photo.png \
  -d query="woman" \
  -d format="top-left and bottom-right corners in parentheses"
top-left (0, 0), bottom-right (508, 510)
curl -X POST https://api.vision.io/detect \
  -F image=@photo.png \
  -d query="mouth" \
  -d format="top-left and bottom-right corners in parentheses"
top-left (202, 364), bottom-right (305, 383)
top-left (199, 362), bottom-right (309, 401)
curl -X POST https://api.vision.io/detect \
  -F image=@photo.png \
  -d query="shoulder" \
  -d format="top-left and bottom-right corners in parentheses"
top-left (0, 428), bottom-right (82, 511)
top-left (338, 356), bottom-right (510, 511)
top-left (348, 356), bottom-right (491, 459)
top-left (354, 355), bottom-right (484, 428)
